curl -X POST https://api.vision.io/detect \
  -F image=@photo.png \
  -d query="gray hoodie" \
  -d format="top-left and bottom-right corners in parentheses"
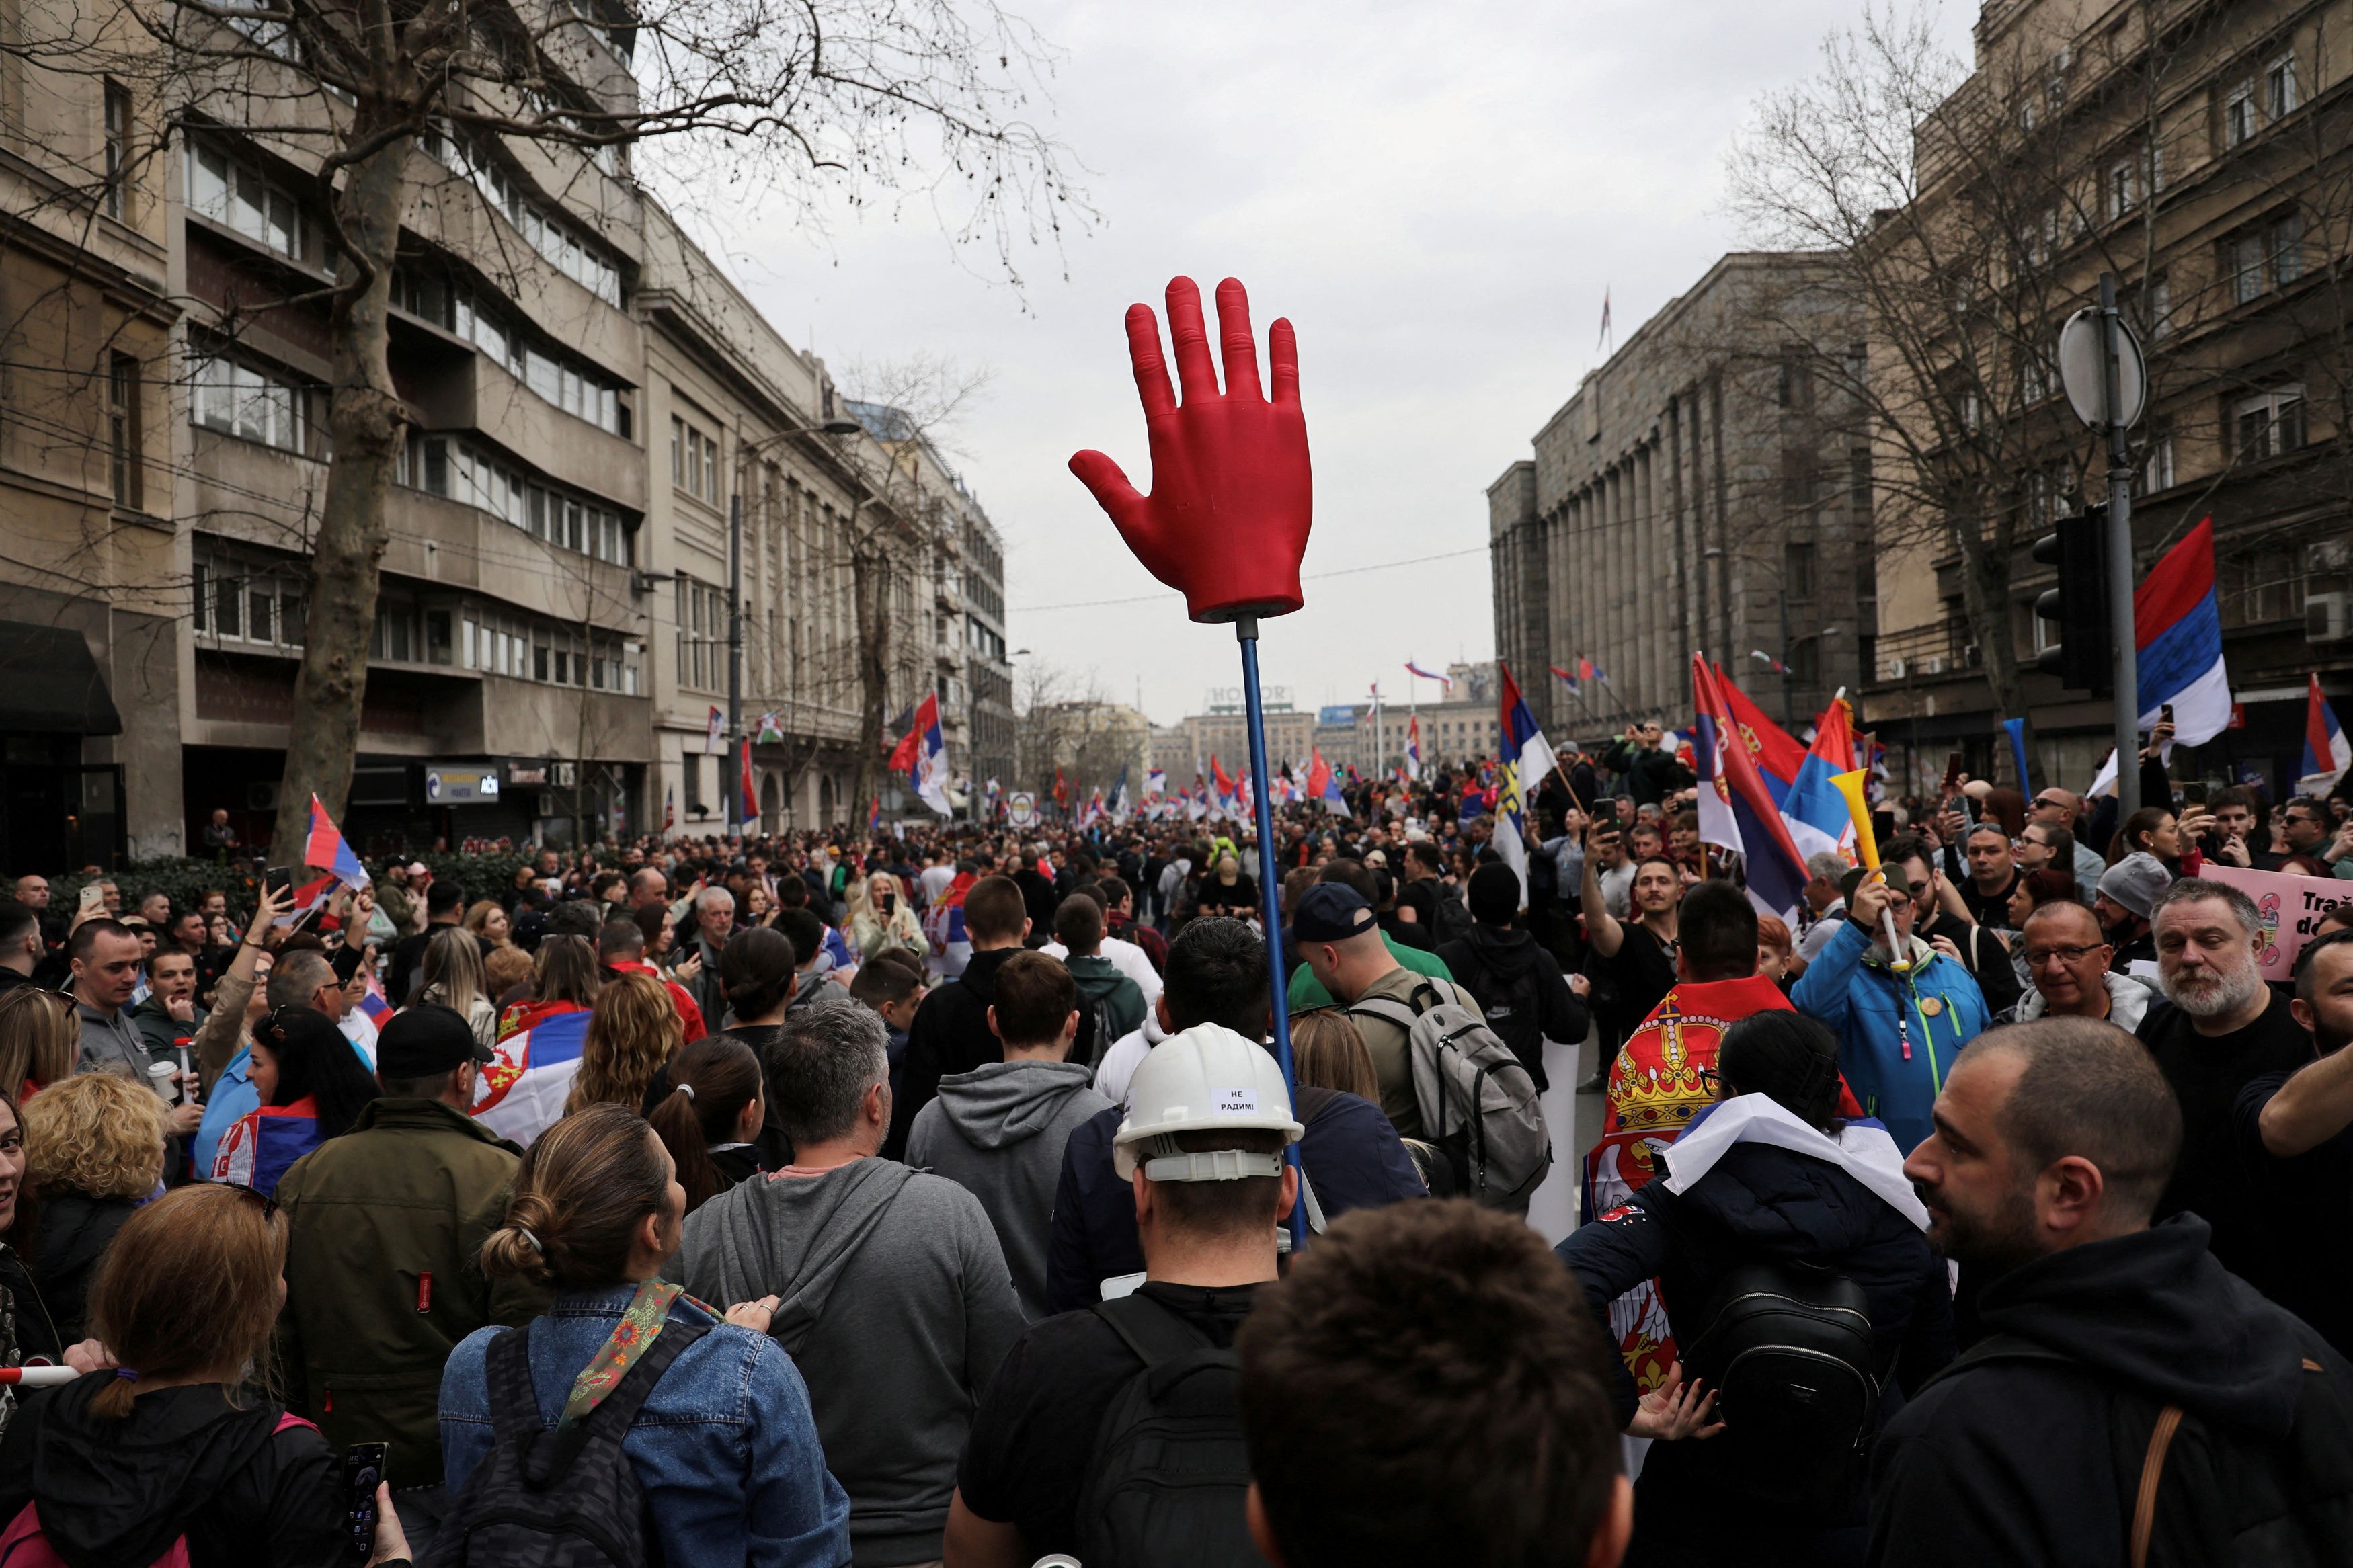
top-left (676, 1157), bottom-right (1024, 1567)
top-left (908, 1059), bottom-right (1113, 1321)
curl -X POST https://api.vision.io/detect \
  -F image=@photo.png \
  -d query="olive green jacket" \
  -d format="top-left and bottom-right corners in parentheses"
top-left (272, 1097), bottom-right (543, 1490)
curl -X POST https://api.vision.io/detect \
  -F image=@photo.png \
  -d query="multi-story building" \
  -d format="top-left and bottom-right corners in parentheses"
top-left (0, 7), bottom-right (1006, 860)
top-left (1862, 0), bottom-right (2353, 795)
top-left (1488, 254), bottom-right (1868, 743)
top-left (962, 507), bottom-right (1014, 799)
top-left (1170, 688), bottom-right (1316, 780)
top-left (0, 29), bottom-right (179, 866)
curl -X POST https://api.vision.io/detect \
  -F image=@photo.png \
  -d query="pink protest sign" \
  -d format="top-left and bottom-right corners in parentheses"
top-left (2195, 864), bottom-right (2353, 981)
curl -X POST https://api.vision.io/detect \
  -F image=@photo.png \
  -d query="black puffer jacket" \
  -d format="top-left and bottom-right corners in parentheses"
top-left (1558, 1129), bottom-right (1952, 1527)
top-left (30, 1192), bottom-right (136, 1345)
top-left (0, 1375), bottom-right (343, 1568)
top-left (1436, 924), bottom-right (1587, 1090)
top-left (1869, 1215), bottom-right (2353, 1567)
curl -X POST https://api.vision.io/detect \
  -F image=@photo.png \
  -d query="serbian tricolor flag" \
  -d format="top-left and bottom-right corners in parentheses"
top-left (869, 797), bottom-right (883, 833)
top-left (924, 872), bottom-right (978, 978)
top-left (1550, 663), bottom-right (1580, 691)
top-left (1308, 749), bottom-right (1344, 812)
top-left (210, 1096), bottom-right (323, 1197)
top-left (740, 739), bottom-right (757, 829)
top-left (2301, 674), bottom-right (2352, 797)
top-left (1712, 668), bottom-right (1808, 802)
top-left (1405, 661), bottom-right (1453, 691)
top-left (1404, 717), bottom-right (1421, 782)
top-left (275, 872), bottom-right (342, 930)
top-left (358, 967), bottom-right (392, 1028)
top-left (1211, 755), bottom-right (1238, 810)
top-left (303, 796), bottom-right (370, 887)
top-left (1780, 696), bottom-right (1860, 862)
top-left (1693, 654), bottom-right (1809, 919)
top-left (472, 1006), bottom-right (592, 1147)
top-left (1146, 767), bottom-right (1167, 797)
top-left (2137, 516), bottom-right (2231, 746)
top-left (1579, 657), bottom-right (1605, 686)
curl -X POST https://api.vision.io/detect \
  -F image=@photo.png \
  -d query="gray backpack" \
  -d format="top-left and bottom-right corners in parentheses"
top-left (1350, 978), bottom-right (1551, 1211)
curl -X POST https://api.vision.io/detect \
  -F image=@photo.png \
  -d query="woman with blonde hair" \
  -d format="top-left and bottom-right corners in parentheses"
top-left (0, 1183), bottom-right (411, 1565)
top-left (462, 897), bottom-right (514, 953)
top-left (0, 988), bottom-right (77, 1103)
top-left (1289, 1010), bottom-right (1380, 1102)
top-left (845, 871), bottom-right (924, 961)
top-left (419, 925), bottom-right (498, 1050)
top-left (565, 969), bottom-right (684, 1116)
top-left (21, 1070), bottom-right (166, 1344)
top-left (439, 1104), bottom-right (845, 1563)
top-left (497, 932), bottom-right (604, 1040)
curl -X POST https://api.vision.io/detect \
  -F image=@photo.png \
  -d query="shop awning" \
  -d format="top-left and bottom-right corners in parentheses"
top-left (0, 620), bottom-right (123, 735)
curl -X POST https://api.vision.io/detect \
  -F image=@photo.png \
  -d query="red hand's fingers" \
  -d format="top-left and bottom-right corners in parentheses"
top-left (1215, 278), bottom-right (1262, 400)
top-left (1068, 450), bottom-right (1148, 529)
top-left (1268, 317), bottom-right (1300, 406)
top-left (1121, 304), bottom-right (1176, 420)
top-left (1164, 276), bottom-right (1220, 405)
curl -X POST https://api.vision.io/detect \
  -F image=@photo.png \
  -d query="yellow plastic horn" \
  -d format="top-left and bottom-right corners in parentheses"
top-left (1831, 768), bottom-right (1911, 972)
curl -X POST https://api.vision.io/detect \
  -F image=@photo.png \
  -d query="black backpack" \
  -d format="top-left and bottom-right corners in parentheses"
top-left (1681, 1261), bottom-right (1880, 1512)
top-left (1074, 1294), bottom-right (1267, 1568)
top-left (422, 1317), bottom-right (710, 1567)
top-left (1440, 941), bottom-right (1550, 1089)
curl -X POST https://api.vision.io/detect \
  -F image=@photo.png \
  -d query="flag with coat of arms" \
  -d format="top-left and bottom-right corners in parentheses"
top-left (471, 1007), bottom-right (592, 1148)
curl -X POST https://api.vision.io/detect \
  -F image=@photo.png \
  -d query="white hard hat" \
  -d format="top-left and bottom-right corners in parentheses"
top-left (1113, 1023), bottom-right (1304, 1182)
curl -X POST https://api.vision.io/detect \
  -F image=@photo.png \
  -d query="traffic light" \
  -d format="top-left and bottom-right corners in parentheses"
top-left (2034, 505), bottom-right (2113, 696)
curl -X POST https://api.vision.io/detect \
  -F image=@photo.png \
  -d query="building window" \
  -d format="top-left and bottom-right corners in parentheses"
top-left (107, 354), bottom-right (139, 507)
top-left (1788, 637), bottom-right (1820, 687)
top-left (186, 141), bottom-right (303, 260)
top-left (2107, 158), bottom-right (2136, 220)
top-left (670, 416), bottom-right (719, 503)
top-left (194, 552), bottom-right (305, 649)
top-left (2229, 230), bottom-right (2266, 306)
top-left (102, 82), bottom-right (130, 221)
top-left (2270, 209), bottom-right (2303, 288)
top-left (1784, 540), bottom-right (1817, 599)
top-left (1776, 346), bottom-right (1812, 411)
top-left (2236, 386), bottom-right (2305, 461)
top-left (2266, 53), bottom-right (2299, 119)
top-left (2223, 81), bottom-right (2256, 147)
top-left (190, 354), bottom-right (310, 454)
top-left (2145, 274), bottom-right (2173, 339)
top-left (2143, 431), bottom-right (2176, 493)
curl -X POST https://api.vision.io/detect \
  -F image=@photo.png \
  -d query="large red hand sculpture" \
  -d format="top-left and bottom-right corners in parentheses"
top-left (1069, 276), bottom-right (1312, 623)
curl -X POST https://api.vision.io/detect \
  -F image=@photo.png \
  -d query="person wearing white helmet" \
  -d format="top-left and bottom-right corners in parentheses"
top-left (945, 1022), bottom-right (1301, 1568)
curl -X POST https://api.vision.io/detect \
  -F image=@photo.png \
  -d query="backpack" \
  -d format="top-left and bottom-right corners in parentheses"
top-left (422, 1317), bottom-right (710, 1567)
top-left (1439, 942), bottom-right (1550, 1088)
top-left (1427, 886), bottom-right (1476, 947)
top-left (1922, 1333), bottom-right (2353, 1567)
top-left (1073, 1294), bottom-right (1265, 1568)
top-left (0, 1413), bottom-right (317, 1568)
top-left (1349, 979), bottom-right (1551, 1212)
top-left (1680, 1260), bottom-right (1880, 1514)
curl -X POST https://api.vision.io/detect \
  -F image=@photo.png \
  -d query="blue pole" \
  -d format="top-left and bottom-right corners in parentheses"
top-left (1237, 617), bottom-right (1308, 1252)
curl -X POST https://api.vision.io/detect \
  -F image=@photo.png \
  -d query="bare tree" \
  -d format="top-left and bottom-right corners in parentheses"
top-left (6, 0), bottom-right (1086, 821)
top-left (1724, 2), bottom-right (2213, 745)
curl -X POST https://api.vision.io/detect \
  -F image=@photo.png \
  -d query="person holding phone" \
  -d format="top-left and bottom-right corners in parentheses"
top-left (0, 1182), bottom-right (414, 1566)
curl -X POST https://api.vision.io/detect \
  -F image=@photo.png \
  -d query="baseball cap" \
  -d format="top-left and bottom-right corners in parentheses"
top-left (2096, 852), bottom-right (2173, 921)
top-left (376, 1003), bottom-right (494, 1079)
top-left (1291, 883), bottom-right (1375, 943)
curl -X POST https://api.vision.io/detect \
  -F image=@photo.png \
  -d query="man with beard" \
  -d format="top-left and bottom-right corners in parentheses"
top-left (2237, 929), bottom-right (2353, 1356)
top-left (2092, 852), bottom-right (2168, 975)
top-left (2133, 878), bottom-right (2315, 1284)
top-left (1877, 1018), bottom-right (2353, 1566)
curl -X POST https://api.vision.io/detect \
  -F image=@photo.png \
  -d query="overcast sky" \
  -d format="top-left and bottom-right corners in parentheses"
top-left (699, 0), bottom-right (1975, 731)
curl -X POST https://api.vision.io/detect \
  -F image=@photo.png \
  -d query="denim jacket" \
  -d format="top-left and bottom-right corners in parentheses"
top-left (440, 1286), bottom-right (851, 1568)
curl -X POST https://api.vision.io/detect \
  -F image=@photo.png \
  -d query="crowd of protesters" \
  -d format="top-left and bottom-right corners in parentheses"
top-left (0, 718), bottom-right (2349, 1567)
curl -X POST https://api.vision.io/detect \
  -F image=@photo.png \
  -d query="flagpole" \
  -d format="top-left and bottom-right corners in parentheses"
top-left (1238, 615), bottom-right (1307, 1253)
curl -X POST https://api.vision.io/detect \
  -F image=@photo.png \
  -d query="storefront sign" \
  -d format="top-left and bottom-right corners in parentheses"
top-left (425, 764), bottom-right (502, 805)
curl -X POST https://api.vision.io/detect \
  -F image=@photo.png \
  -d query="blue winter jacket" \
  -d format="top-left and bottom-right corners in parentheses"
top-left (1790, 919), bottom-right (1989, 1153)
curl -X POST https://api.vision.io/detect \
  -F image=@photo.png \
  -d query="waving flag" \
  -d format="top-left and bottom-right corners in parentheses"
top-left (924, 873), bottom-right (977, 978)
top-left (358, 967), bottom-right (392, 1029)
top-left (1189, 777), bottom-right (1209, 821)
top-left (1549, 663), bottom-right (1579, 690)
top-left (2137, 516), bottom-right (2231, 745)
top-left (663, 784), bottom-right (675, 831)
top-left (901, 692), bottom-right (953, 816)
top-left (1750, 650), bottom-right (1789, 676)
top-left (756, 712), bottom-right (785, 744)
top-left (1404, 716), bottom-right (1423, 781)
top-left (705, 705), bottom-right (725, 754)
top-left (210, 1096), bottom-right (323, 1197)
top-left (1405, 661), bottom-right (1453, 691)
top-left (1492, 665), bottom-right (1555, 905)
top-left (1108, 764), bottom-right (1131, 821)
top-left (1780, 696), bottom-right (1859, 862)
top-left (869, 796), bottom-right (883, 833)
top-left (1713, 667), bottom-right (1808, 802)
top-left (2301, 675), bottom-right (2351, 796)
top-left (740, 739), bottom-right (758, 829)
top-left (1693, 655), bottom-right (1809, 919)
top-left (1211, 755), bottom-right (1238, 809)
top-left (275, 872), bottom-right (342, 930)
top-left (1580, 657), bottom-right (1607, 687)
top-left (1308, 749), bottom-right (1344, 812)
top-left (1146, 766), bottom-right (1167, 797)
top-left (303, 796), bottom-right (370, 888)
top-left (472, 1007), bottom-right (592, 1148)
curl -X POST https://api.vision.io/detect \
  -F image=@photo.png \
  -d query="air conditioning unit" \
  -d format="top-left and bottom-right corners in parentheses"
top-left (1888, 656), bottom-right (1909, 679)
top-left (2311, 592), bottom-right (2352, 643)
top-left (1921, 655), bottom-right (1948, 674)
top-left (246, 782), bottom-right (279, 812)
